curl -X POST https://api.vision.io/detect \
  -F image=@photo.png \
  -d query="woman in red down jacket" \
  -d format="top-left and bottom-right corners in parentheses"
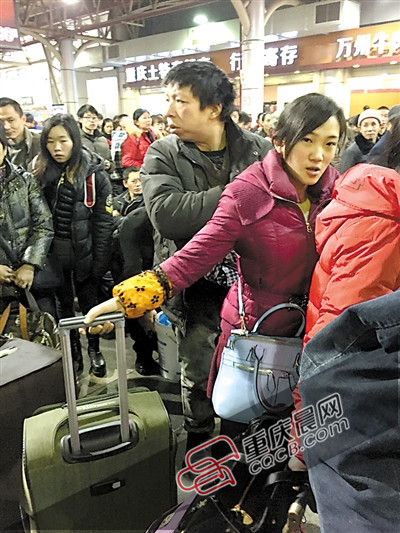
top-left (121, 108), bottom-right (156, 168)
top-left (290, 130), bottom-right (400, 471)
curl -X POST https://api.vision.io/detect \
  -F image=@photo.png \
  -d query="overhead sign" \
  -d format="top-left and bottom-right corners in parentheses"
top-left (124, 21), bottom-right (400, 88)
top-left (336, 29), bottom-right (400, 60)
top-left (126, 57), bottom-right (211, 84)
top-left (125, 46), bottom-right (300, 87)
top-left (0, 0), bottom-right (20, 50)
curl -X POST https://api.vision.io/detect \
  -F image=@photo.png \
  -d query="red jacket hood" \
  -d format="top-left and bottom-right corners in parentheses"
top-left (316, 163), bottom-right (400, 253)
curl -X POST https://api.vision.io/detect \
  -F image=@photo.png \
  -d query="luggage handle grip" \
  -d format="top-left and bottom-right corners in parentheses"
top-left (59, 312), bottom-right (129, 457)
top-left (59, 312), bottom-right (124, 330)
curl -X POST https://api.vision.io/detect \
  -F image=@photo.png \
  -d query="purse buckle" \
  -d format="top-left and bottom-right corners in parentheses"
top-left (240, 312), bottom-right (247, 334)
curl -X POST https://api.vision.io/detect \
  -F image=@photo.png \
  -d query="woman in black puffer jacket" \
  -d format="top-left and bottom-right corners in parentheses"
top-left (34, 114), bottom-right (114, 377)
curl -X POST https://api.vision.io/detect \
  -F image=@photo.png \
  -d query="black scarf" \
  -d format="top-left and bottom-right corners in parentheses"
top-left (145, 130), bottom-right (156, 143)
top-left (354, 133), bottom-right (375, 155)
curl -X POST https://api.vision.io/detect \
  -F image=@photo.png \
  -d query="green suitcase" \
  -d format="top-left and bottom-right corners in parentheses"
top-left (22, 313), bottom-right (177, 533)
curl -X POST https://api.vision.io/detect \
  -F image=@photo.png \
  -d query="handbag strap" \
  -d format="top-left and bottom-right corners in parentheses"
top-left (0, 289), bottom-right (41, 340)
top-left (252, 303), bottom-right (305, 338)
top-left (19, 302), bottom-right (30, 341)
top-left (237, 278), bottom-right (306, 337)
top-left (252, 347), bottom-right (298, 413)
top-left (19, 289), bottom-right (42, 341)
top-left (24, 288), bottom-right (41, 313)
top-left (0, 304), bottom-right (11, 336)
top-left (0, 233), bottom-right (19, 267)
top-left (237, 276), bottom-right (246, 332)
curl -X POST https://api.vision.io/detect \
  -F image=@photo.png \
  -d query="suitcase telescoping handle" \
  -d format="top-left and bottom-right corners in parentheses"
top-left (59, 313), bottom-right (129, 457)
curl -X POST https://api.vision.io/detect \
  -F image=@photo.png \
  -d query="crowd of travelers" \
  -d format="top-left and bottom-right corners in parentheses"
top-left (1, 60), bottom-right (399, 531)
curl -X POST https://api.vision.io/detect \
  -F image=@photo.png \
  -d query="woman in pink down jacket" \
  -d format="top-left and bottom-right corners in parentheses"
top-left (85, 93), bottom-right (346, 428)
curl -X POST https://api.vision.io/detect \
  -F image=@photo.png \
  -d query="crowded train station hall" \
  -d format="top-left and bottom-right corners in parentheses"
top-left (1, 1), bottom-right (399, 531)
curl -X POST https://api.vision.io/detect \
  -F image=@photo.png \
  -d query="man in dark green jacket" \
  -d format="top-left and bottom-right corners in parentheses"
top-left (141, 61), bottom-right (272, 454)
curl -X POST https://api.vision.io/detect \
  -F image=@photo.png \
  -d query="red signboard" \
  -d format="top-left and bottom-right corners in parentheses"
top-left (0, 0), bottom-right (20, 50)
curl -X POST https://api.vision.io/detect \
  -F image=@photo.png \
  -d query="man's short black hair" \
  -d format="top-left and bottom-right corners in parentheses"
top-left (123, 166), bottom-right (140, 180)
top-left (77, 104), bottom-right (98, 118)
top-left (238, 111), bottom-right (252, 125)
top-left (0, 97), bottom-right (23, 116)
top-left (163, 61), bottom-right (236, 122)
top-left (0, 121), bottom-right (9, 149)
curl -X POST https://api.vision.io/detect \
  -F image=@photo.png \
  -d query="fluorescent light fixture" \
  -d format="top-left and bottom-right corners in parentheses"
top-left (193, 14), bottom-right (208, 25)
top-left (281, 31), bottom-right (298, 39)
top-left (264, 34), bottom-right (279, 43)
top-left (352, 64), bottom-right (360, 68)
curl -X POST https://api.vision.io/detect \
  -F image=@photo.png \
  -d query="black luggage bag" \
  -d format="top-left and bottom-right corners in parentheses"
top-left (0, 335), bottom-right (64, 531)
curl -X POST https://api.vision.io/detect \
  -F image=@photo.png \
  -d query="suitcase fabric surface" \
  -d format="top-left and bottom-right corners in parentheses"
top-left (22, 313), bottom-right (176, 533)
top-left (0, 337), bottom-right (64, 531)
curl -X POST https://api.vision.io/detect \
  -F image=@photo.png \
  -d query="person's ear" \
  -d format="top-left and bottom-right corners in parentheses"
top-left (209, 104), bottom-right (223, 120)
top-left (274, 140), bottom-right (285, 158)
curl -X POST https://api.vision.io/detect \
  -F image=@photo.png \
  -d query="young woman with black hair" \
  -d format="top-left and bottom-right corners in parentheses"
top-left (34, 113), bottom-right (114, 377)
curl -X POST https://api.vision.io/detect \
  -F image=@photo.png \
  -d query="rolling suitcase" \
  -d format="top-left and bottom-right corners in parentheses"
top-left (0, 336), bottom-right (64, 530)
top-left (21, 312), bottom-right (177, 533)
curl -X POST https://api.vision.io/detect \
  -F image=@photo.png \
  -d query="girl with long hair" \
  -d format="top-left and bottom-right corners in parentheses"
top-left (34, 113), bottom-right (114, 377)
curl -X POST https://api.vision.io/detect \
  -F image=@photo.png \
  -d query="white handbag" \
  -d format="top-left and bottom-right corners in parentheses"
top-left (212, 280), bottom-right (305, 423)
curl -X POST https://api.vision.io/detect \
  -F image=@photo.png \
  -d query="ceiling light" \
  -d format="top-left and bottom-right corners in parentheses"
top-left (281, 31), bottom-right (298, 39)
top-left (264, 34), bottom-right (279, 43)
top-left (193, 14), bottom-right (208, 25)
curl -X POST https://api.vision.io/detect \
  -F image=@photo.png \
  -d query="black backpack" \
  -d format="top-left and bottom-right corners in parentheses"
top-left (147, 414), bottom-right (315, 533)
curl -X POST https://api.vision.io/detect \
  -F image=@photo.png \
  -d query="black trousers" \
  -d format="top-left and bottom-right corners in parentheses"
top-left (53, 239), bottom-right (99, 319)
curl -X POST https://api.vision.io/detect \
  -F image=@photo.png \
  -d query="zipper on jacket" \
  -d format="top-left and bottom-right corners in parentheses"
top-left (271, 192), bottom-right (313, 233)
top-left (55, 172), bottom-right (65, 205)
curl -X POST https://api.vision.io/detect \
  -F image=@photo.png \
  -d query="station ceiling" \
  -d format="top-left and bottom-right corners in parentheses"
top-left (15, 0), bottom-right (225, 44)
